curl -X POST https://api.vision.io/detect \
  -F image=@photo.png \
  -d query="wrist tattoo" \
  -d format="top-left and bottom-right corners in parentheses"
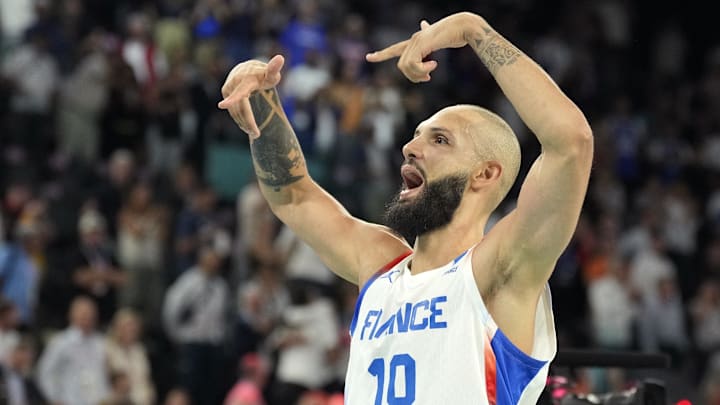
top-left (249, 88), bottom-right (305, 191)
top-left (472, 30), bottom-right (521, 75)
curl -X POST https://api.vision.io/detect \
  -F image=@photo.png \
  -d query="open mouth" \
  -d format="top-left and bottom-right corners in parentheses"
top-left (400, 165), bottom-right (425, 199)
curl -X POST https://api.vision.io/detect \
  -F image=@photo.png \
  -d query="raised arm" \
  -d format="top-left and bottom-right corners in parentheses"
top-left (218, 56), bottom-right (409, 285)
top-left (367, 13), bottom-right (593, 288)
top-left (466, 14), bottom-right (593, 287)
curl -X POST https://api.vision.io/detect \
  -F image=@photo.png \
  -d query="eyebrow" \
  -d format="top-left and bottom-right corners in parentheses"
top-left (414, 126), bottom-right (454, 138)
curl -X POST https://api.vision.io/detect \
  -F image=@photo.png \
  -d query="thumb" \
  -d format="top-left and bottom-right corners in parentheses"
top-left (420, 20), bottom-right (430, 30)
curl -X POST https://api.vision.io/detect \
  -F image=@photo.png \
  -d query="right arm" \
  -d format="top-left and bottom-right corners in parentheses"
top-left (218, 56), bottom-right (409, 285)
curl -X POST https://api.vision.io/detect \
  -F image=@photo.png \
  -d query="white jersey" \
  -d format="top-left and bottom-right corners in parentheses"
top-left (345, 247), bottom-right (556, 405)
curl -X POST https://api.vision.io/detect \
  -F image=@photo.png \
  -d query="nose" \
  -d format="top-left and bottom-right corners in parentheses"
top-left (402, 137), bottom-right (423, 161)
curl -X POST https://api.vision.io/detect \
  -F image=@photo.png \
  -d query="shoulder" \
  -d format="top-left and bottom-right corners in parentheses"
top-left (48, 329), bottom-right (75, 347)
top-left (171, 270), bottom-right (199, 290)
top-left (358, 246), bottom-right (412, 289)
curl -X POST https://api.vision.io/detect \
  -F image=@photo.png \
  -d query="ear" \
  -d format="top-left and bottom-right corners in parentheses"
top-left (469, 161), bottom-right (502, 192)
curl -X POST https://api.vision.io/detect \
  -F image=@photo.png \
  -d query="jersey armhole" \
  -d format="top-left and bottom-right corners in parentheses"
top-left (348, 251), bottom-right (412, 337)
top-left (464, 247), bottom-right (556, 362)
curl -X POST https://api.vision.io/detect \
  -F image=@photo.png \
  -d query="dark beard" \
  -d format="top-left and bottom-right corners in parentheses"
top-left (383, 174), bottom-right (468, 243)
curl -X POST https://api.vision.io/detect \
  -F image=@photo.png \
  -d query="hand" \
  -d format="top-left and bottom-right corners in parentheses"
top-left (366, 13), bottom-right (475, 82)
top-left (218, 55), bottom-right (285, 137)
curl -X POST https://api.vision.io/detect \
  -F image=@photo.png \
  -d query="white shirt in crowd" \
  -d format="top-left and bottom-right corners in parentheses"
top-left (275, 226), bottom-right (334, 285)
top-left (588, 274), bottom-right (637, 348)
top-left (1, 43), bottom-right (59, 113)
top-left (37, 327), bottom-right (109, 405)
top-left (282, 63), bottom-right (331, 102)
top-left (0, 0), bottom-right (34, 41)
top-left (640, 291), bottom-right (689, 352)
top-left (274, 297), bottom-right (339, 389)
top-left (163, 268), bottom-right (229, 344)
top-left (0, 329), bottom-right (19, 365)
top-left (106, 339), bottom-right (156, 405)
top-left (630, 248), bottom-right (675, 303)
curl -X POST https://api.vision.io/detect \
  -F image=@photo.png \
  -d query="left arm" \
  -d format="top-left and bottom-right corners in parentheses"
top-left (367, 12), bottom-right (593, 289)
top-left (462, 15), bottom-right (592, 287)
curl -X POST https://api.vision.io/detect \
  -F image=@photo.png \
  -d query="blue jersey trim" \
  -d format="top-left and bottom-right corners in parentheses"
top-left (490, 329), bottom-right (547, 404)
top-left (452, 250), bottom-right (468, 264)
top-left (349, 251), bottom-right (412, 337)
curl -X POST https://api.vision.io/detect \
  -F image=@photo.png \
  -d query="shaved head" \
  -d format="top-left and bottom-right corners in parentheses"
top-left (436, 104), bottom-right (521, 209)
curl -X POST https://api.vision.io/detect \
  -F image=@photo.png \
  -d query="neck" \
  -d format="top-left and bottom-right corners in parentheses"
top-left (411, 210), bottom-right (489, 274)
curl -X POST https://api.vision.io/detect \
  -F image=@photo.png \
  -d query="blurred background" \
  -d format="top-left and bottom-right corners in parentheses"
top-left (0, 0), bottom-right (719, 404)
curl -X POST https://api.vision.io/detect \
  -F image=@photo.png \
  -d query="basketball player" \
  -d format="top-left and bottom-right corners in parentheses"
top-left (219, 11), bottom-right (592, 405)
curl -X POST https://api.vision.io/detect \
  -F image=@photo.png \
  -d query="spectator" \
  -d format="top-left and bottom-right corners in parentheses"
top-left (100, 371), bottom-right (133, 405)
top-left (223, 353), bottom-right (270, 405)
top-left (327, 393), bottom-right (344, 405)
top-left (279, 0), bottom-right (328, 68)
top-left (117, 181), bottom-right (169, 328)
top-left (106, 308), bottom-right (156, 405)
top-left (237, 181), bottom-right (277, 273)
top-left (174, 184), bottom-right (218, 276)
top-left (662, 182), bottom-right (700, 298)
top-left (333, 13), bottom-right (369, 72)
top-left (297, 390), bottom-right (328, 405)
top-left (281, 49), bottom-right (331, 153)
top-left (274, 224), bottom-right (335, 290)
top-left (586, 255), bottom-right (638, 392)
top-left (236, 263), bottom-right (289, 356)
top-left (71, 208), bottom-right (126, 325)
top-left (164, 388), bottom-right (191, 405)
top-left (95, 150), bottom-right (137, 237)
top-left (0, 336), bottom-right (47, 405)
top-left (100, 54), bottom-right (147, 158)
top-left (37, 296), bottom-right (109, 405)
top-left (638, 275), bottom-right (690, 365)
top-left (1, 27), bottom-right (59, 155)
top-left (598, 95), bottom-right (647, 190)
top-left (588, 255), bottom-right (638, 350)
top-left (57, 30), bottom-right (110, 163)
top-left (0, 221), bottom-right (42, 326)
top-left (629, 229), bottom-right (676, 304)
top-left (618, 208), bottom-right (659, 260)
top-left (0, 299), bottom-right (20, 365)
top-left (163, 246), bottom-right (229, 405)
top-left (268, 282), bottom-right (339, 405)
top-left (0, 0), bottom-right (35, 47)
top-left (121, 12), bottom-right (168, 95)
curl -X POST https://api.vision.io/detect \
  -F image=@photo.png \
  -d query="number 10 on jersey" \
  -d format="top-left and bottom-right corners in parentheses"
top-left (368, 354), bottom-right (416, 405)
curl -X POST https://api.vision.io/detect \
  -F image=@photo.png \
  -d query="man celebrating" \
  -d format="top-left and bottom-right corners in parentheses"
top-left (219, 11), bottom-right (592, 405)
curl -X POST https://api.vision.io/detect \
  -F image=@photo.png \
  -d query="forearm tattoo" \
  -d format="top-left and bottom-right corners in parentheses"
top-left (248, 88), bottom-right (305, 191)
top-left (471, 28), bottom-right (521, 75)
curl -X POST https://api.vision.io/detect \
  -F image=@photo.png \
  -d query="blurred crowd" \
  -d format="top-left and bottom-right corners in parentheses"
top-left (1, 0), bottom-right (720, 404)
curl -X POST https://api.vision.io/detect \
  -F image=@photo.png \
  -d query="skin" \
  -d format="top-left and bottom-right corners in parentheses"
top-left (219, 12), bottom-right (593, 354)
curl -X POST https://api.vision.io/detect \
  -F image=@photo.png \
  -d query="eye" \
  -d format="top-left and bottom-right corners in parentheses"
top-left (433, 134), bottom-right (449, 144)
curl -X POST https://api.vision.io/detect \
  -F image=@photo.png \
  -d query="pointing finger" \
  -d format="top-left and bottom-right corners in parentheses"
top-left (265, 54), bottom-right (285, 78)
top-left (218, 77), bottom-right (260, 109)
top-left (225, 93), bottom-right (258, 136)
top-left (366, 40), bottom-right (409, 62)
